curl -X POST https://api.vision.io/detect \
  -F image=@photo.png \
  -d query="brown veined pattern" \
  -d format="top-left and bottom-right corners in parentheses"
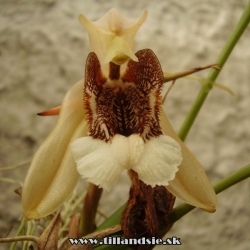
top-left (84, 49), bottom-right (164, 142)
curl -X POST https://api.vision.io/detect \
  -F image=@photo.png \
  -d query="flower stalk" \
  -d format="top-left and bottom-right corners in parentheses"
top-left (79, 183), bottom-right (103, 236)
top-left (178, 0), bottom-right (250, 141)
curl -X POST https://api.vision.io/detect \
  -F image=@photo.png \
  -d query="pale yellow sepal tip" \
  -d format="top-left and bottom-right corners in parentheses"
top-left (104, 37), bottom-right (138, 65)
top-left (24, 209), bottom-right (39, 221)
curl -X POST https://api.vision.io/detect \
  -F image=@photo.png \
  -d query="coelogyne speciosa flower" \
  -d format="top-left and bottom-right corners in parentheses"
top-left (22, 9), bottom-right (217, 226)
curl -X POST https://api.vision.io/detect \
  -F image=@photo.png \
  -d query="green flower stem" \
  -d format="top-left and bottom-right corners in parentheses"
top-left (9, 216), bottom-right (26, 250)
top-left (178, 0), bottom-right (250, 141)
top-left (22, 220), bottom-right (32, 250)
top-left (96, 204), bottom-right (126, 232)
top-left (213, 163), bottom-right (250, 194)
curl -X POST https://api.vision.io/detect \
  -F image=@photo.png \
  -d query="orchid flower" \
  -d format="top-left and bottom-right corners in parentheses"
top-left (22, 9), bottom-right (216, 221)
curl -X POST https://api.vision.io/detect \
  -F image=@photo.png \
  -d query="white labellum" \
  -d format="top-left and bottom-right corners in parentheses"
top-left (71, 134), bottom-right (182, 190)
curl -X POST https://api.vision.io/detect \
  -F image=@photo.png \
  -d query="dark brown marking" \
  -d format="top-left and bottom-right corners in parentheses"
top-left (121, 170), bottom-right (176, 248)
top-left (83, 49), bottom-right (164, 142)
top-left (109, 62), bottom-right (120, 80)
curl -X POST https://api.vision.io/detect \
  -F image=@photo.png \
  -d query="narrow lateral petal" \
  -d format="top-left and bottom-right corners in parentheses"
top-left (22, 80), bottom-right (87, 220)
top-left (160, 109), bottom-right (217, 212)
